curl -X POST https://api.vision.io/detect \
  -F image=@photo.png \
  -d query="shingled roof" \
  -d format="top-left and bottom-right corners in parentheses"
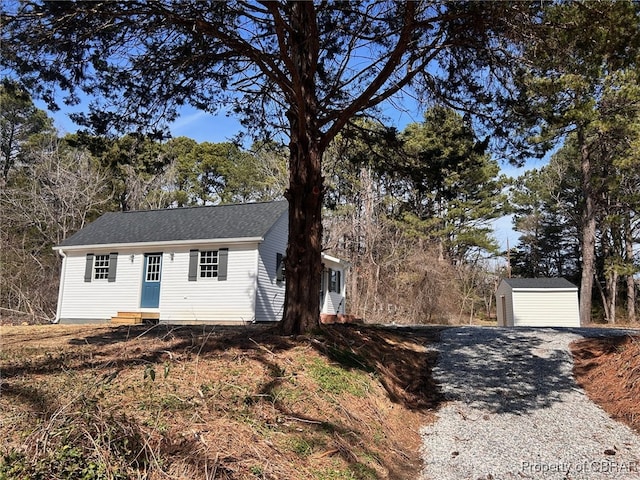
top-left (502, 278), bottom-right (577, 289)
top-left (58, 200), bottom-right (288, 247)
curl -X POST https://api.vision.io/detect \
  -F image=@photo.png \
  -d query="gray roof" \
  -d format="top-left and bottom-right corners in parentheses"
top-left (502, 278), bottom-right (577, 289)
top-left (59, 200), bottom-right (288, 247)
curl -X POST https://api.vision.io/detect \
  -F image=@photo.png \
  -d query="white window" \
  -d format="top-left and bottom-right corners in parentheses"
top-left (145, 254), bottom-right (162, 282)
top-left (94, 254), bottom-right (110, 280)
top-left (200, 250), bottom-right (219, 278)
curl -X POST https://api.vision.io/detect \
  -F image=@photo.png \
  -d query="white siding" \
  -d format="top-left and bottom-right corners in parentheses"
top-left (323, 292), bottom-right (346, 314)
top-left (512, 289), bottom-right (580, 327)
top-left (254, 213), bottom-right (288, 322)
top-left (58, 243), bottom-right (261, 324)
top-left (495, 281), bottom-right (514, 327)
top-left (321, 256), bottom-right (346, 314)
top-left (159, 243), bottom-right (259, 324)
top-left (56, 212), bottom-right (347, 324)
top-left (58, 250), bottom-right (143, 322)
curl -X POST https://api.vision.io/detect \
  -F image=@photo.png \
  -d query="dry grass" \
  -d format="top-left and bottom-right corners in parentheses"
top-left (571, 334), bottom-right (640, 435)
top-left (0, 323), bottom-right (444, 480)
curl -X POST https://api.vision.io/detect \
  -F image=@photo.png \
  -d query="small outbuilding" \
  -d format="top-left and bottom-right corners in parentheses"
top-left (53, 200), bottom-right (348, 325)
top-left (496, 278), bottom-right (580, 328)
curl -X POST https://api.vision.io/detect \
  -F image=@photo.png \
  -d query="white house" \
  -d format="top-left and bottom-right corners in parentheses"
top-left (53, 201), bottom-right (348, 325)
top-left (496, 278), bottom-right (580, 328)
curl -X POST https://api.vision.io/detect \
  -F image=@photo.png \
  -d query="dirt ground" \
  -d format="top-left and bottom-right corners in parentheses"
top-left (2, 322), bottom-right (639, 479)
top-left (0, 323), bottom-right (444, 480)
top-left (571, 334), bottom-right (640, 434)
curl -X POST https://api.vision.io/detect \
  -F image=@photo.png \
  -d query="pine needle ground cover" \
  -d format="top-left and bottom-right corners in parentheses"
top-left (0, 324), bottom-right (442, 480)
top-left (572, 334), bottom-right (640, 435)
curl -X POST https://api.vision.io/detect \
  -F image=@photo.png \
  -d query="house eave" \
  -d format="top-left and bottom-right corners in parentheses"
top-left (511, 288), bottom-right (578, 292)
top-left (53, 236), bottom-right (265, 252)
top-left (321, 252), bottom-right (350, 267)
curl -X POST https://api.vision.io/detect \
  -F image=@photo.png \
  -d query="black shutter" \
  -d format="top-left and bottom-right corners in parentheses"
top-left (84, 253), bottom-right (94, 282)
top-left (107, 252), bottom-right (118, 283)
top-left (188, 250), bottom-right (199, 281)
top-left (276, 253), bottom-right (284, 282)
top-left (337, 270), bottom-right (341, 292)
top-left (218, 248), bottom-right (228, 281)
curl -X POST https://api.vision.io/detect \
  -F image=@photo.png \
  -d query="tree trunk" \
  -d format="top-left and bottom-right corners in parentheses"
top-left (578, 130), bottom-right (596, 326)
top-left (599, 262), bottom-right (618, 324)
top-left (599, 228), bottom-right (615, 324)
top-left (625, 214), bottom-right (636, 322)
top-left (595, 269), bottom-right (609, 323)
top-left (278, 2), bottom-right (324, 336)
top-left (279, 139), bottom-right (324, 335)
top-left (609, 270), bottom-right (618, 324)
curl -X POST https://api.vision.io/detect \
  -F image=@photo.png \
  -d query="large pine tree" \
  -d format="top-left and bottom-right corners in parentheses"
top-left (3, 1), bottom-right (540, 333)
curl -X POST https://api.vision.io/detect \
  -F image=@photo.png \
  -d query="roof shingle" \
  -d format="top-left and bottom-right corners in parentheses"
top-left (502, 278), bottom-right (577, 289)
top-left (59, 200), bottom-right (288, 247)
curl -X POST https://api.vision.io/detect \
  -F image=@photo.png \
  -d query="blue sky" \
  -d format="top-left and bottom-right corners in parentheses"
top-left (45, 101), bottom-right (245, 145)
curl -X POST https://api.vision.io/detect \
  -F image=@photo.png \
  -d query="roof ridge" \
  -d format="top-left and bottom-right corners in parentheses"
top-left (116, 199), bottom-right (287, 214)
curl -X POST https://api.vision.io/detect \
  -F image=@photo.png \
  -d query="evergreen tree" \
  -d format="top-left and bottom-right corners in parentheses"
top-left (396, 106), bottom-right (506, 263)
top-left (0, 79), bottom-right (53, 182)
top-left (510, 1), bottom-right (640, 324)
top-left (2, 1), bottom-right (542, 333)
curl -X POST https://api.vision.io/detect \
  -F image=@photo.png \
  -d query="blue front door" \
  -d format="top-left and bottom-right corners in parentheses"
top-left (141, 253), bottom-right (162, 308)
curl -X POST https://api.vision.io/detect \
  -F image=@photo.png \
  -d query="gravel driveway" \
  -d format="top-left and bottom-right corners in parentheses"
top-left (420, 326), bottom-right (640, 480)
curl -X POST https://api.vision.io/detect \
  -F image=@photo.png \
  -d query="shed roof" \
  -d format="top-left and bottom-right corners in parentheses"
top-left (501, 277), bottom-right (577, 290)
top-left (58, 200), bottom-right (288, 247)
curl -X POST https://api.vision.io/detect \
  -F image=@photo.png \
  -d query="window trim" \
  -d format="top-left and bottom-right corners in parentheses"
top-left (93, 254), bottom-right (110, 280)
top-left (199, 250), bottom-right (219, 279)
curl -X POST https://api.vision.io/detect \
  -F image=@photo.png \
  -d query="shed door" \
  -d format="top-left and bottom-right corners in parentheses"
top-left (140, 253), bottom-right (162, 308)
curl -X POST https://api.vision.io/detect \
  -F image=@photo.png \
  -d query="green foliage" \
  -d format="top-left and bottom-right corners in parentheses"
top-left (310, 459), bottom-right (378, 480)
top-left (165, 138), bottom-right (286, 206)
top-left (0, 398), bottom-right (144, 480)
top-left (326, 346), bottom-right (374, 374)
top-left (516, 1), bottom-right (640, 140)
top-left (510, 149), bottom-right (582, 280)
top-left (286, 436), bottom-right (316, 457)
top-left (307, 359), bottom-right (371, 397)
top-left (511, 85), bottom-right (640, 317)
top-left (3, 2), bottom-right (539, 140)
top-left (508, 1), bottom-right (640, 322)
top-left (348, 463), bottom-right (378, 480)
top-left (143, 364), bottom-right (156, 382)
top-left (312, 464), bottom-right (378, 480)
top-left (0, 79), bottom-right (54, 182)
top-left (0, 447), bottom-right (116, 480)
top-left (322, 111), bottom-right (505, 324)
top-left (395, 106), bottom-right (507, 259)
top-left (325, 108), bottom-right (506, 262)
top-left (65, 133), bottom-right (287, 210)
top-left (249, 465), bottom-right (264, 477)
top-left (2, 0), bottom-right (551, 332)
